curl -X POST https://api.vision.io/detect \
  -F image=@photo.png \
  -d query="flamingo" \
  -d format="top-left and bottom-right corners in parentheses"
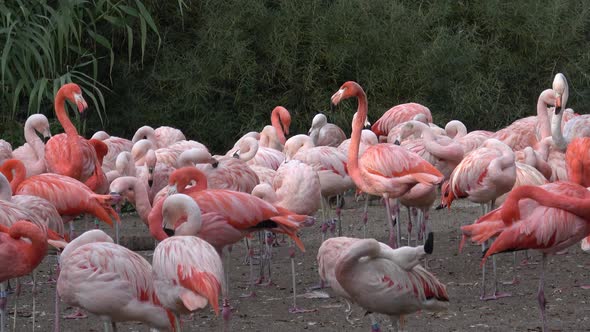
top-left (372, 103), bottom-right (432, 142)
top-left (259, 125), bottom-right (285, 151)
top-left (566, 137), bottom-right (590, 187)
top-left (90, 130), bottom-right (133, 173)
top-left (0, 140), bottom-right (11, 165)
top-left (11, 114), bottom-right (52, 177)
top-left (56, 229), bottom-right (173, 331)
top-left (231, 136), bottom-right (285, 170)
top-left (152, 195), bottom-right (223, 330)
top-left (331, 81), bottom-right (443, 248)
top-left (332, 234), bottom-right (449, 331)
top-left (462, 182), bottom-right (590, 332)
top-left (195, 153), bottom-right (259, 193)
top-left (270, 106), bottom-right (291, 145)
top-left (0, 221), bottom-right (48, 332)
top-left (132, 125), bottom-right (186, 148)
top-left (308, 113), bottom-right (347, 147)
top-left (44, 83), bottom-right (99, 184)
top-left (443, 120), bottom-right (494, 154)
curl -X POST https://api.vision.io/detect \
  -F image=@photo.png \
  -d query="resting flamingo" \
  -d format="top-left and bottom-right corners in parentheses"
top-left (12, 114), bottom-right (52, 177)
top-left (332, 234), bottom-right (449, 331)
top-left (44, 83), bottom-right (99, 184)
top-left (152, 195), bottom-right (223, 330)
top-left (231, 137), bottom-right (285, 170)
top-left (132, 125), bottom-right (186, 148)
top-left (331, 81), bottom-right (443, 248)
top-left (371, 103), bottom-right (432, 142)
top-left (308, 113), bottom-right (347, 147)
top-left (56, 229), bottom-right (173, 331)
top-left (462, 182), bottom-right (590, 332)
top-left (0, 140), bottom-right (11, 165)
top-left (270, 106), bottom-right (291, 145)
top-left (91, 130), bottom-right (133, 173)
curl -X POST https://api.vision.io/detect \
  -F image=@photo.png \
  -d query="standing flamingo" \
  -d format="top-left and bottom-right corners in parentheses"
top-left (12, 114), bottom-right (52, 177)
top-left (331, 81), bottom-right (443, 248)
top-left (56, 229), bottom-right (173, 331)
top-left (0, 221), bottom-right (48, 332)
top-left (44, 83), bottom-right (99, 183)
top-left (462, 182), bottom-right (590, 332)
top-left (152, 195), bottom-right (223, 330)
top-left (308, 113), bottom-right (347, 147)
top-left (332, 234), bottom-right (449, 331)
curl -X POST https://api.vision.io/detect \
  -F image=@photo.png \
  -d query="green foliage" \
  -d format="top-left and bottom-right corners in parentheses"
top-left (0, 0), bottom-right (160, 143)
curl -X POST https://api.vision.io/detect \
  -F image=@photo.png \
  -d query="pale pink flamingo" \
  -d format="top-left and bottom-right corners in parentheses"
top-left (231, 137), bottom-right (285, 170)
top-left (514, 147), bottom-right (553, 180)
top-left (105, 151), bottom-right (136, 184)
top-left (0, 140), bottom-right (12, 164)
top-left (11, 114), bottom-right (51, 177)
top-left (90, 130), bottom-right (133, 173)
top-left (444, 120), bottom-right (494, 154)
top-left (0, 221), bottom-right (48, 332)
top-left (308, 113), bottom-right (347, 147)
top-left (333, 234), bottom-right (449, 331)
top-left (270, 106), bottom-right (291, 145)
top-left (56, 229), bottom-right (174, 331)
top-left (152, 196), bottom-right (224, 329)
top-left (132, 125), bottom-right (186, 148)
top-left (331, 81), bottom-right (443, 248)
top-left (462, 182), bottom-right (590, 332)
top-left (44, 83), bottom-right (99, 183)
top-left (285, 134), bottom-right (354, 239)
top-left (372, 103), bottom-right (432, 142)
top-left (386, 114), bottom-right (445, 145)
top-left (259, 125), bottom-right (284, 151)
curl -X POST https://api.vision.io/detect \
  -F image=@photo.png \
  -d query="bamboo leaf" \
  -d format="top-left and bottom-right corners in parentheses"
top-left (126, 25), bottom-right (133, 65)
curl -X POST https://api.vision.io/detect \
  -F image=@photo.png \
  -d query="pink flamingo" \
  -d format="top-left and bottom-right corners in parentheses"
top-left (332, 233), bottom-right (449, 331)
top-left (259, 125), bottom-right (284, 151)
top-left (44, 83), bottom-right (99, 183)
top-left (308, 113), bottom-right (347, 147)
top-left (56, 229), bottom-right (174, 331)
top-left (331, 81), bottom-right (444, 248)
top-left (231, 137), bottom-right (285, 170)
top-left (132, 125), bottom-right (186, 148)
top-left (0, 221), bottom-right (48, 332)
top-left (90, 130), bottom-right (133, 173)
top-left (270, 106), bottom-right (291, 145)
top-left (0, 140), bottom-right (11, 164)
top-left (372, 103), bottom-right (432, 142)
top-left (152, 196), bottom-right (223, 330)
top-left (12, 114), bottom-right (52, 177)
top-left (444, 120), bottom-right (494, 154)
top-left (462, 182), bottom-right (590, 332)
top-left (84, 139), bottom-right (109, 194)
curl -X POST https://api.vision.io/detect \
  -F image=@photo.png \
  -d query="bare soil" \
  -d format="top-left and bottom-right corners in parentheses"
top-left (4, 196), bottom-right (590, 332)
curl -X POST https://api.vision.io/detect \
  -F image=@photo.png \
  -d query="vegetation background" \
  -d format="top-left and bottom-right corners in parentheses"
top-left (2, 0), bottom-right (590, 153)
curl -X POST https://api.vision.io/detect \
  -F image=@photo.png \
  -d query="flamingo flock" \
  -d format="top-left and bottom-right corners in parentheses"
top-left (0, 73), bottom-right (588, 332)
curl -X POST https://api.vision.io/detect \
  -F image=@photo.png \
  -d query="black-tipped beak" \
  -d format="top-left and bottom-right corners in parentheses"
top-left (211, 160), bottom-right (219, 168)
top-left (481, 247), bottom-right (489, 258)
top-left (163, 227), bottom-right (175, 237)
top-left (43, 136), bottom-right (51, 144)
top-left (148, 179), bottom-right (154, 187)
top-left (435, 204), bottom-right (445, 210)
top-left (232, 152), bottom-right (239, 159)
top-left (394, 139), bottom-right (401, 146)
top-left (364, 123), bottom-right (371, 130)
top-left (330, 102), bottom-right (336, 112)
top-left (424, 232), bottom-right (434, 254)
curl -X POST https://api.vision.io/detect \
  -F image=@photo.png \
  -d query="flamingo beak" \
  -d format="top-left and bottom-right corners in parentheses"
top-left (74, 93), bottom-right (88, 113)
top-left (555, 94), bottom-right (563, 114)
top-left (163, 227), bottom-right (175, 237)
top-left (232, 150), bottom-right (240, 159)
top-left (364, 118), bottom-right (371, 130)
top-left (331, 88), bottom-right (345, 106)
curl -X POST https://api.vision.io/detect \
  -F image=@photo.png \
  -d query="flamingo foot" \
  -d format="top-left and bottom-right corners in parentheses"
top-left (555, 249), bottom-right (568, 255)
top-left (258, 279), bottom-right (275, 287)
top-left (288, 306), bottom-right (317, 314)
top-left (308, 280), bottom-right (326, 291)
top-left (503, 278), bottom-right (520, 286)
top-left (222, 303), bottom-right (232, 322)
top-left (480, 291), bottom-right (512, 301)
top-left (239, 291), bottom-right (257, 298)
top-left (63, 309), bottom-right (88, 319)
top-left (581, 285), bottom-right (590, 290)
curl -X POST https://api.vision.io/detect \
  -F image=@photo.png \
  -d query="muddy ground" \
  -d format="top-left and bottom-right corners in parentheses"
top-left (4, 196), bottom-right (590, 332)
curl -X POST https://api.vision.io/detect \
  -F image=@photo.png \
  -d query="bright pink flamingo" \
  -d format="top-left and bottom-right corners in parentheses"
top-left (565, 137), bottom-right (590, 187)
top-left (152, 196), bottom-right (223, 330)
top-left (0, 221), bottom-right (48, 332)
top-left (331, 233), bottom-right (448, 331)
top-left (84, 139), bottom-right (109, 194)
top-left (56, 229), bottom-right (174, 331)
top-left (270, 106), bottom-right (291, 145)
top-left (308, 113), bottom-right (347, 147)
top-left (462, 182), bottom-right (590, 332)
top-left (331, 81), bottom-right (444, 248)
top-left (91, 130), bottom-right (133, 173)
top-left (132, 125), bottom-right (186, 148)
top-left (44, 83), bottom-right (99, 183)
top-left (372, 103), bottom-right (432, 142)
top-left (12, 114), bottom-right (52, 177)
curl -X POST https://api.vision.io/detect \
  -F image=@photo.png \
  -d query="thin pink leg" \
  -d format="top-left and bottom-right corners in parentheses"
top-left (538, 254), bottom-right (548, 332)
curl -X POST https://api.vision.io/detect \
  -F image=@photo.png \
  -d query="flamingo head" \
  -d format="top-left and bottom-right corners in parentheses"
top-left (330, 81), bottom-right (362, 106)
top-left (109, 176), bottom-right (139, 204)
top-left (162, 193), bottom-right (201, 235)
top-left (62, 83), bottom-right (88, 113)
top-left (552, 73), bottom-right (568, 114)
top-left (89, 139), bottom-right (108, 163)
top-left (309, 113), bottom-right (327, 134)
top-left (276, 106), bottom-right (291, 135)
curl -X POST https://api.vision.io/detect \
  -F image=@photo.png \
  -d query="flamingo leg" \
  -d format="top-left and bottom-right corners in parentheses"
top-left (174, 313), bottom-right (182, 332)
top-left (486, 254), bottom-right (511, 300)
top-left (406, 206), bottom-right (413, 246)
top-left (362, 194), bottom-right (369, 238)
top-left (221, 248), bottom-right (232, 326)
top-left (336, 195), bottom-right (343, 236)
top-left (538, 254), bottom-right (548, 332)
top-left (53, 262), bottom-right (61, 332)
top-left (394, 199), bottom-right (402, 248)
top-left (111, 321), bottom-right (118, 332)
top-left (114, 204), bottom-right (122, 244)
top-left (288, 241), bottom-right (316, 314)
top-left (32, 271), bottom-right (36, 332)
top-left (383, 196), bottom-right (397, 248)
top-left (12, 278), bottom-right (18, 331)
top-left (344, 299), bottom-right (354, 325)
top-left (320, 197), bottom-right (328, 242)
top-left (1, 282), bottom-right (7, 332)
top-left (480, 242), bottom-right (488, 300)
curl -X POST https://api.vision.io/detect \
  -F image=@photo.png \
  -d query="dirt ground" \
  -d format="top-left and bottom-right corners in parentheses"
top-left (4, 196), bottom-right (590, 332)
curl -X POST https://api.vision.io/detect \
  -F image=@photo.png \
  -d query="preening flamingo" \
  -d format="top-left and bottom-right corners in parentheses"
top-left (332, 234), bottom-right (449, 331)
top-left (270, 106), bottom-right (291, 145)
top-left (0, 140), bottom-right (11, 164)
top-left (331, 81), bottom-right (443, 248)
top-left (91, 130), bottom-right (133, 173)
top-left (12, 114), bottom-right (52, 177)
top-left (132, 125), bottom-right (186, 148)
top-left (56, 229), bottom-right (173, 331)
top-left (44, 83), bottom-right (99, 183)
top-left (308, 113), bottom-right (347, 147)
top-left (232, 136), bottom-right (285, 170)
top-left (462, 182), bottom-right (590, 332)
top-left (152, 196), bottom-right (224, 330)
top-left (444, 120), bottom-right (494, 154)
top-left (372, 103), bottom-right (432, 142)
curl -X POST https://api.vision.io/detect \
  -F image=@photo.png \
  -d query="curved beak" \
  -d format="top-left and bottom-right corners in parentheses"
top-left (74, 93), bottom-right (88, 113)
top-left (555, 94), bottom-right (563, 114)
top-left (43, 135), bottom-right (51, 144)
top-left (108, 192), bottom-right (122, 205)
top-left (232, 151), bottom-right (240, 159)
top-left (331, 88), bottom-right (345, 106)
top-left (163, 227), bottom-right (175, 237)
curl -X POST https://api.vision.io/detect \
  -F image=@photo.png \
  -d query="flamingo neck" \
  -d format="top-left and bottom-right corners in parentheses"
top-left (237, 138), bottom-right (258, 162)
top-left (0, 160), bottom-right (26, 193)
top-left (335, 239), bottom-right (380, 292)
top-left (23, 120), bottom-right (46, 163)
top-left (176, 200), bottom-right (203, 235)
top-left (537, 89), bottom-right (554, 139)
top-left (134, 179), bottom-right (153, 224)
top-left (551, 109), bottom-right (567, 151)
top-left (0, 173), bottom-right (12, 200)
top-left (179, 170), bottom-right (208, 195)
top-left (11, 223), bottom-right (48, 270)
top-left (347, 88), bottom-right (368, 185)
top-left (271, 110), bottom-right (286, 144)
top-left (148, 198), bottom-right (167, 241)
top-left (54, 90), bottom-right (77, 136)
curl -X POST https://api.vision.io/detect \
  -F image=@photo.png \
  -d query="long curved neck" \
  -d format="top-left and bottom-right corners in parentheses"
top-left (551, 109), bottom-right (567, 151)
top-left (177, 200), bottom-right (203, 235)
top-left (0, 160), bottom-right (27, 193)
top-left (23, 119), bottom-right (45, 162)
top-left (133, 179), bottom-right (153, 223)
top-left (0, 173), bottom-right (12, 200)
top-left (271, 110), bottom-right (286, 144)
top-left (238, 139), bottom-right (258, 162)
top-left (54, 90), bottom-right (77, 136)
top-left (148, 198), bottom-right (166, 241)
top-left (335, 239), bottom-right (380, 288)
top-left (446, 120), bottom-right (467, 138)
top-left (12, 223), bottom-right (48, 270)
top-left (501, 184), bottom-right (590, 225)
top-left (537, 89), bottom-right (554, 139)
top-left (347, 88), bottom-right (368, 184)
